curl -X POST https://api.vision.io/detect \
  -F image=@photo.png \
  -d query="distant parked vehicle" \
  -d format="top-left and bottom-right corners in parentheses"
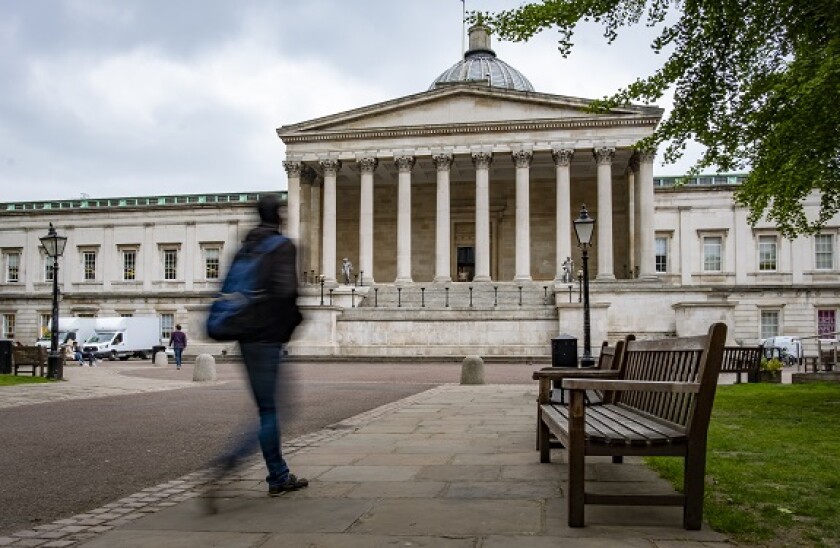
top-left (82, 317), bottom-right (160, 360)
top-left (759, 336), bottom-right (802, 366)
top-left (35, 317), bottom-right (97, 349)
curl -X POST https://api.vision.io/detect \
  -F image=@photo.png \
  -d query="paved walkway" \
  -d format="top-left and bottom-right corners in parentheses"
top-left (0, 363), bottom-right (203, 410)
top-left (1, 383), bottom-right (730, 547)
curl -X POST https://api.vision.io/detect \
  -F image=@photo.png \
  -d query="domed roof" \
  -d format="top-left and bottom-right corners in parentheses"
top-left (430, 24), bottom-right (535, 92)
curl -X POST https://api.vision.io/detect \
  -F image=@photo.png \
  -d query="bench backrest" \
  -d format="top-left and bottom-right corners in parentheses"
top-left (721, 345), bottom-right (763, 373)
top-left (616, 323), bottom-right (727, 435)
top-left (12, 345), bottom-right (47, 365)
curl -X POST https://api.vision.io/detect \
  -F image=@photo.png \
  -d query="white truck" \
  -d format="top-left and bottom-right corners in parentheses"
top-left (36, 317), bottom-right (98, 349)
top-left (82, 317), bottom-right (161, 361)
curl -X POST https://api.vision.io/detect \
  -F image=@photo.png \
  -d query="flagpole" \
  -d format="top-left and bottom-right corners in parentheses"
top-left (461, 0), bottom-right (466, 60)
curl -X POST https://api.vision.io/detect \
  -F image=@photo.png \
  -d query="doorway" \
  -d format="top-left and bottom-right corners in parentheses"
top-left (456, 246), bottom-right (475, 282)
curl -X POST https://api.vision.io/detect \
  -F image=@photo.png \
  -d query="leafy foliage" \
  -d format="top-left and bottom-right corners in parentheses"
top-left (472, 1), bottom-right (840, 237)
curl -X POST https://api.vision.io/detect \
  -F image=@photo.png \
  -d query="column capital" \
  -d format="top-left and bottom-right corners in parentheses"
top-left (394, 156), bottom-right (416, 173)
top-left (282, 160), bottom-right (302, 177)
top-left (593, 146), bottom-right (615, 165)
top-left (358, 157), bottom-right (379, 173)
top-left (511, 150), bottom-right (533, 168)
top-left (635, 148), bottom-right (657, 164)
top-left (552, 148), bottom-right (574, 167)
top-left (432, 153), bottom-right (453, 171)
top-left (472, 151), bottom-right (493, 169)
top-left (320, 159), bottom-right (342, 176)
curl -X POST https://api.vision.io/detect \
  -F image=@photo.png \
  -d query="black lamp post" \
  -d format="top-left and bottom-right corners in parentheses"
top-left (39, 223), bottom-right (67, 380)
top-left (573, 205), bottom-right (595, 367)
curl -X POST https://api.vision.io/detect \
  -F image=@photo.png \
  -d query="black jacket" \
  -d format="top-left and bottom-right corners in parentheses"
top-left (239, 224), bottom-right (301, 344)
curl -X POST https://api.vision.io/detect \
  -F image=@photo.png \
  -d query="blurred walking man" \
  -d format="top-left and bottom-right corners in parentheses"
top-left (205, 194), bottom-right (305, 512)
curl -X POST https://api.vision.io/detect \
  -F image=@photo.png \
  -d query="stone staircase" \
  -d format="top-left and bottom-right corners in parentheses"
top-left (357, 281), bottom-right (557, 310)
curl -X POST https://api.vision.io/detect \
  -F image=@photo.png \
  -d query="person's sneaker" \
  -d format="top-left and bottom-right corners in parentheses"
top-left (268, 474), bottom-right (308, 496)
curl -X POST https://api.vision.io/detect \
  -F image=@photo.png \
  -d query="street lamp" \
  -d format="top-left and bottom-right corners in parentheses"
top-left (573, 205), bottom-right (595, 367)
top-left (39, 223), bottom-right (67, 380)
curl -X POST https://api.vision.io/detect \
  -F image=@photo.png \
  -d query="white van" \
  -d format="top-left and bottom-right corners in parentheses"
top-left (36, 317), bottom-right (97, 349)
top-left (82, 317), bottom-right (160, 360)
top-left (759, 336), bottom-right (802, 365)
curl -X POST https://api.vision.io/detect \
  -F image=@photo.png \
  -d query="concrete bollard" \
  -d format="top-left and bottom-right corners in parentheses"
top-left (153, 351), bottom-right (168, 367)
top-left (460, 355), bottom-right (485, 385)
top-left (193, 353), bottom-right (217, 382)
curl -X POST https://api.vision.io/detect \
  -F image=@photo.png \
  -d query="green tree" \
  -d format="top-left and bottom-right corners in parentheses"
top-left (474, 1), bottom-right (839, 237)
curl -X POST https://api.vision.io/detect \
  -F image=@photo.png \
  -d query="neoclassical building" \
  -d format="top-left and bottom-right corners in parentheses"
top-left (2, 24), bottom-right (838, 360)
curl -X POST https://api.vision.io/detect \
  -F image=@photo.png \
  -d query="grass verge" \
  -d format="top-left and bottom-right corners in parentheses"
top-left (646, 382), bottom-right (840, 547)
top-left (0, 374), bottom-right (54, 386)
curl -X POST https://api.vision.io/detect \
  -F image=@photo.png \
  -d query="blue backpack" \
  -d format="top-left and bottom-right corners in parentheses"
top-left (206, 234), bottom-right (286, 341)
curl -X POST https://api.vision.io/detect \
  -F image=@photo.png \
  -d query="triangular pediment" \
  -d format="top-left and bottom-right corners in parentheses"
top-left (278, 85), bottom-right (662, 139)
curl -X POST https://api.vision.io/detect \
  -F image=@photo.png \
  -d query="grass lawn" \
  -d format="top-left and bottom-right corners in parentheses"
top-left (0, 374), bottom-right (54, 386)
top-left (646, 382), bottom-right (840, 547)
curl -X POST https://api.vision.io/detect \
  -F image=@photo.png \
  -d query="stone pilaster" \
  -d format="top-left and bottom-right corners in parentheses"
top-left (636, 149), bottom-right (657, 279)
top-left (433, 154), bottom-right (453, 282)
top-left (320, 159), bottom-right (341, 284)
top-left (512, 149), bottom-right (533, 282)
top-left (358, 157), bottom-right (378, 286)
top-left (283, 161), bottom-right (302, 241)
top-left (472, 152), bottom-right (493, 282)
top-left (593, 146), bottom-right (615, 280)
top-left (395, 155), bottom-right (415, 283)
top-left (552, 148), bottom-right (574, 282)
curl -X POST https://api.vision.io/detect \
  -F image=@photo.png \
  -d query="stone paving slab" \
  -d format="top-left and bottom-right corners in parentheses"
top-left (3, 384), bottom-right (733, 546)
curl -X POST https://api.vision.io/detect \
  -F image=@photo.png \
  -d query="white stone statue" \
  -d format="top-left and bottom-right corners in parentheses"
top-left (562, 257), bottom-right (574, 283)
top-left (341, 257), bottom-right (353, 285)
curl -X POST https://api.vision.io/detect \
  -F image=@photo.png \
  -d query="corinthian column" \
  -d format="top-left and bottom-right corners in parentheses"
top-left (593, 146), bottom-right (615, 280)
top-left (512, 149), bottom-right (533, 282)
top-left (472, 151), bottom-right (492, 282)
top-left (283, 161), bottom-right (302, 241)
top-left (395, 155), bottom-right (415, 283)
top-left (320, 159), bottom-right (341, 284)
top-left (358, 157), bottom-right (378, 285)
top-left (552, 148), bottom-right (574, 282)
top-left (433, 153), bottom-right (453, 282)
top-left (636, 149), bottom-right (657, 279)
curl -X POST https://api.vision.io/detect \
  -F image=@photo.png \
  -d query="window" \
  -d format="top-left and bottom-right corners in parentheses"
top-left (818, 309), bottom-right (836, 336)
top-left (204, 247), bottom-right (220, 280)
top-left (2, 314), bottom-right (15, 339)
top-left (82, 250), bottom-right (97, 281)
top-left (160, 313), bottom-right (174, 340)
top-left (44, 256), bottom-right (55, 282)
top-left (40, 314), bottom-right (52, 339)
top-left (5, 252), bottom-right (20, 283)
top-left (655, 237), bottom-right (668, 273)
top-left (703, 237), bottom-right (722, 272)
top-left (760, 310), bottom-right (780, 340)
top-left (815, 234), bottom-right (834, 270)
top-left (122, 250), bottom-right (137, 280)
top-left (758, 235), bottom-right (778, 271)
top-left (120, 313), bottom-right (133, 318)
top-left (163, 249), bottom-right (178, 280)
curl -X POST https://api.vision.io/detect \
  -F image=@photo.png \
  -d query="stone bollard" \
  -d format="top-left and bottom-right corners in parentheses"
top-left (193, 353), bottom-right (217, 382)
top-left (460, 355), bottom-right (485, 385)
top-left (153, 351), bottom-right (168, 367)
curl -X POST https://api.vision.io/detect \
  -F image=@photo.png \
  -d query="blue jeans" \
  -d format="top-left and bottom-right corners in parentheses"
top-left (219, 342), bottom-right (289, 487)
top-left (173, 347), bottom-right (184, 368)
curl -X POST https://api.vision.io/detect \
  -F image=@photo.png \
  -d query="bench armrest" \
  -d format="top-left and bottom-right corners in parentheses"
top-left (532, 368), bottom-right (619, 381)
top-left (535, 369), bottom-right (620, 404)
top-left (561, 379), bottom-right (701, 394)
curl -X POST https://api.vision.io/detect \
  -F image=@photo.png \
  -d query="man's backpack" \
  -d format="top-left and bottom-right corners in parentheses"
top-left (206, 234), bottom-right (286, 341)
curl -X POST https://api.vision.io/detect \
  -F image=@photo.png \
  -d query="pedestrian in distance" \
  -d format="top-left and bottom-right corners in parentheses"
top-left (204, 193), bottom-right (305, 513)
top-left (169, 324), bottom-right (187, 370)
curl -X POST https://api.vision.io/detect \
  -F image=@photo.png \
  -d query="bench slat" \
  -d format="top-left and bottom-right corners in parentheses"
top-left (545, 403), bottom-right (688, 446)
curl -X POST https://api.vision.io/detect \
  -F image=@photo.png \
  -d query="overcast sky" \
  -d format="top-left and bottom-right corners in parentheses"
top-left (0, 0), bottom-right (702, 203)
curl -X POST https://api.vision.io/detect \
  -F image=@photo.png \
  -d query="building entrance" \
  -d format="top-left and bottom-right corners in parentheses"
top-left (457, 246), bottom-right (475, 282)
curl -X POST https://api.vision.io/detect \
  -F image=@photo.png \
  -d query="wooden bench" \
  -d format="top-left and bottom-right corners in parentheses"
top-left (12, 345), bottom-right (48, 377)
top-left (536, 322), bottom-right (727, 530)
top-left (720, 345), bottom-right (763, 383)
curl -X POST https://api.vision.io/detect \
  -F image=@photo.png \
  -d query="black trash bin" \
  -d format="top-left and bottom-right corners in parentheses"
top-left (550, 334), bottom-right (578, 393)
top-left (151, 345), bottom-right (166, 363)
top-left (0, 339), bottom-right (12, 374)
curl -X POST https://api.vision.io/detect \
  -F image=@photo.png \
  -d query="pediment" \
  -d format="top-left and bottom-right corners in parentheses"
top-left (278, 85), bottom-right (662, 139)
